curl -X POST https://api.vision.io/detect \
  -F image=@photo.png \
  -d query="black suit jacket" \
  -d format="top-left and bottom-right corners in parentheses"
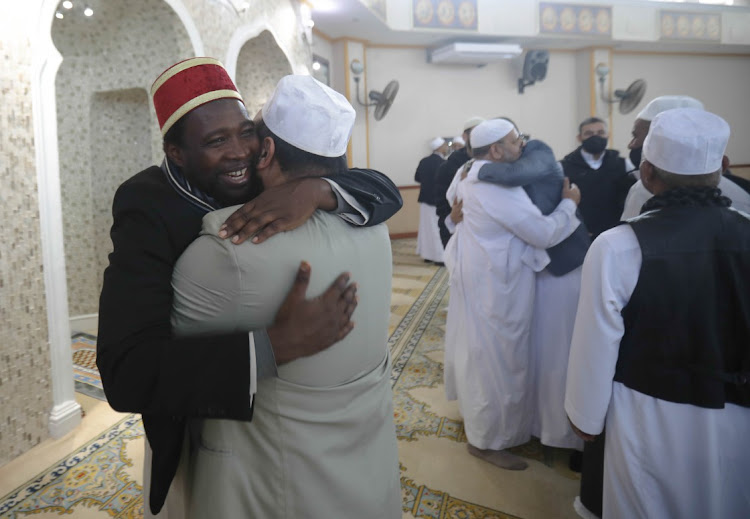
top-left (97, 165), bottom-right (402, 513)
top-left (414, 153), bottom-right (445, 205)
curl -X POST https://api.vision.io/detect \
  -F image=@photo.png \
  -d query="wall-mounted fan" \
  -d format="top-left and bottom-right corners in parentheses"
top-left (595, 63), bottom-right (647, 114)
top-left (518, 50), bottom-right (549, 94)
top-left (350, 60), bottom-right (399, 121)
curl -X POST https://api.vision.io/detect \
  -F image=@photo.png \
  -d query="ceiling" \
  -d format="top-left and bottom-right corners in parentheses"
top-left (310, 0), bottom-right (750, 54)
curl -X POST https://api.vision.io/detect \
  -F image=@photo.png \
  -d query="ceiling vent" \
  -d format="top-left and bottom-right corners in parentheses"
top-left (427, 42), bottom-right (523, 66)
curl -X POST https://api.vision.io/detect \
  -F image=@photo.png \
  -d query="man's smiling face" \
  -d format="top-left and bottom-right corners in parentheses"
top-left (168, 98), bottom-right (260, 207)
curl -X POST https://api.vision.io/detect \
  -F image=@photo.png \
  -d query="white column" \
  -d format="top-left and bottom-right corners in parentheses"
top-left (33, 0), bottom-right (81, 438)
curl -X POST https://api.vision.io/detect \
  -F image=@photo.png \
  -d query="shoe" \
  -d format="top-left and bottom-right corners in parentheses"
top-left (433, 261), bottom-right (445, 266)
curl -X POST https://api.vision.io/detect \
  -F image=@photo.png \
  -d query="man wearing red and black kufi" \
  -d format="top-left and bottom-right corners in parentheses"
top-left (96, 57), bottom-right (402, 516)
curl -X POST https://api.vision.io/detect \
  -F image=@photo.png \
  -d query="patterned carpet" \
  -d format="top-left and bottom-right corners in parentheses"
top-left (72, 332), bottom-right (106, 401)
top-left (0, 239), bottom-right (579, 518)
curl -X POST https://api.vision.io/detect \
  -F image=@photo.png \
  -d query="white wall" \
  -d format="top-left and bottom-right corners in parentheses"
top-left (311, 34), bottom-right (334, 86)
top-left (610, 52), bottom-right (750, 163)
top-left (364, 47), bottom-right (582, 186)
top-left (352, 46), bottom-right (750, 188)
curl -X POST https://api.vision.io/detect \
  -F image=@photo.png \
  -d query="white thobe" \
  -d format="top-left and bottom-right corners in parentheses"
top-left (416, 203), bottom-right (444, 262)
top-left (530, 267), bottom-right (584, 450)
top-left (621, 176), bottom-right (750, 220)
top-left (443, 159), bottom-right (580, 450)
top-left (170, 210), bottom-right (400, 519)
top-left (565, 224), bottom-right (750, 518)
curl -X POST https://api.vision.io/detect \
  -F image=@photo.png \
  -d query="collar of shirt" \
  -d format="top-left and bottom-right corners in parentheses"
top-left (580, 148), bottom-right (605, 171)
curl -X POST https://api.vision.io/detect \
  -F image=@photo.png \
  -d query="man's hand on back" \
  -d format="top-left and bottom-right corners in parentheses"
top-left (450, 199), bottom-right (464, 225)
top-left (219, 177), bottom-right (337, 245)
top-left (267, 261), bottom-right (357, 365)
top-left (562, 177), bottom-right (581, 205)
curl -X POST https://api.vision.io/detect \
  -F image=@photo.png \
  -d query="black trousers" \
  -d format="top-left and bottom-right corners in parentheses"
top-left (580, 429), bottom-right (605, 517)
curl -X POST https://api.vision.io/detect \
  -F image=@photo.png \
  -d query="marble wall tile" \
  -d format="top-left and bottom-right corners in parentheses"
top-left (237, 30), bottom-right (294, 115)
top-left (0, 28), bottom-right (53, 466)
top-left (0, 0), bottom-right (310, 465)
top-left (54, 0), bottom-right (309, 316)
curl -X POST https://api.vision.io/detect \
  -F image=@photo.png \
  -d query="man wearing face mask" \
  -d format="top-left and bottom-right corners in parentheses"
top-left (560, 117), bottom-right (634, 239)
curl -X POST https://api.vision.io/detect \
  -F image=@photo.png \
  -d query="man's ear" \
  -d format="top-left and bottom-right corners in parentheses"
top-left (640, 161), bottom-right (657, 194)
top-left (489, 142), bottom-right (504, 161)
top-left (164, 142), bottom-right (185, 167)
top-left (257, 137), bottom-right (275, 169)
top-left (576, 134), bottom-right (583, 144)
top-left (722, 155), bottom-right (730, 172)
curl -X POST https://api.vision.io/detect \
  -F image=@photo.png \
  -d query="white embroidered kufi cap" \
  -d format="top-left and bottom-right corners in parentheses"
top-left (636, 95), bottom-right (704, 122)
top-left (463, 116), bottom-right (485, 131)
top-left (262, 75), bottom-right (355, 157)
top-left (452, 135), bottom-right (465, 146)
top-left (643, 108), bottom-right (729, 175)
top-left (470, 118), bottom-right (515, 148)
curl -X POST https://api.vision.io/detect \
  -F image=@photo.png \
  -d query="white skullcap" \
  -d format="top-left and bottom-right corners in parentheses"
top-left (262, 75), bottom-right (355, 157)
top-left (643, 108), bottom-right (729, 176)
top-left (430, 137), bottom-right (446, 150)
top-left (470, 119), bottom-right (515, 148)
top-left (452, 135), bottom-right (465, 146)
top-left (636, 95), bottom-right (704, 122)
top-left (463, 116), bottom-right (485, 131)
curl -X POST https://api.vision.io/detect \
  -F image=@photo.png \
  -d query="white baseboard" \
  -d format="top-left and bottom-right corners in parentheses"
top-left (69, 313), bottom-right (98, 335)
top-left (48, 399), bottom-right (82, 438)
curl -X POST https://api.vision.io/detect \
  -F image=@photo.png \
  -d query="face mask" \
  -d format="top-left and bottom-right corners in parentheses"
top-left (581, 135), bottom-right (608, 155)
top-left (629, 147), bottom-right (642, 169)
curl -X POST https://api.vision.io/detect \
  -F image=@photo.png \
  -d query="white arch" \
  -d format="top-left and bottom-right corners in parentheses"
top-left (161, 0), bottom-right (205, 57)
top-left (31, 0), bottom-right (203, 439)
top-left (225, 18), bottom-right (307, 82)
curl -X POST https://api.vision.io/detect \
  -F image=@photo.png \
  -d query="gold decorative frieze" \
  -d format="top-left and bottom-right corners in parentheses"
top-left (660, 11), bottom-right (721, 41)
top-left (413, 0), bottom-right (478, 30)
top-left (539, 2), bottom-right (612, 37)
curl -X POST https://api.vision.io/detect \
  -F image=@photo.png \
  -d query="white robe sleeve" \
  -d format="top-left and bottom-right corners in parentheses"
top-left (719, 176), bottom-right (750, 215)
top-left (445, 164), bottom-right (465, 206)
top-left (621, 181), bottom-right (653, 220)
top-left (564, 225), bottom-right (641, 435)
top-left (477, 188), bottom-right (581, 249)
top-left (172, 234), bottom-right (259, 402)
top-left (321, 178), bottom-right (369, 225)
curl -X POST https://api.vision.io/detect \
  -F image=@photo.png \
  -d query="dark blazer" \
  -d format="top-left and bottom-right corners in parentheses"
top-left (560, 147), bottom-right (634, 238)
top-left (97, 165), bottom-right (402, 514)
top-left (414, 153), bottom-right (445, 205)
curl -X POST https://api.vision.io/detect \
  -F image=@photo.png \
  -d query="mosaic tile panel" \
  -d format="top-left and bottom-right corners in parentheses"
top-left (0, 23), bottom-right (53, 466)
top-left (0, 0), bottom-right (315, 471)
top-left (52, 0), bottom-right (193, 316)
top-left (236, 30), bottom-right (294, 115)
top-left (182, 0), bottom-right (311, 68)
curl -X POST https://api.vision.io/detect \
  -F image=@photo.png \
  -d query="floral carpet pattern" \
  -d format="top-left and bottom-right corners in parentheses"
top-left (0, 415), bottom-right (144, 518)
top-left (0, 239), bottom-right (571, 518)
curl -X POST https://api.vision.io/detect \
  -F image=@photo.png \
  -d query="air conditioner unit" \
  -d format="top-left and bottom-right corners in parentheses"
top-left (427, 42), bottom-right (523, 66)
